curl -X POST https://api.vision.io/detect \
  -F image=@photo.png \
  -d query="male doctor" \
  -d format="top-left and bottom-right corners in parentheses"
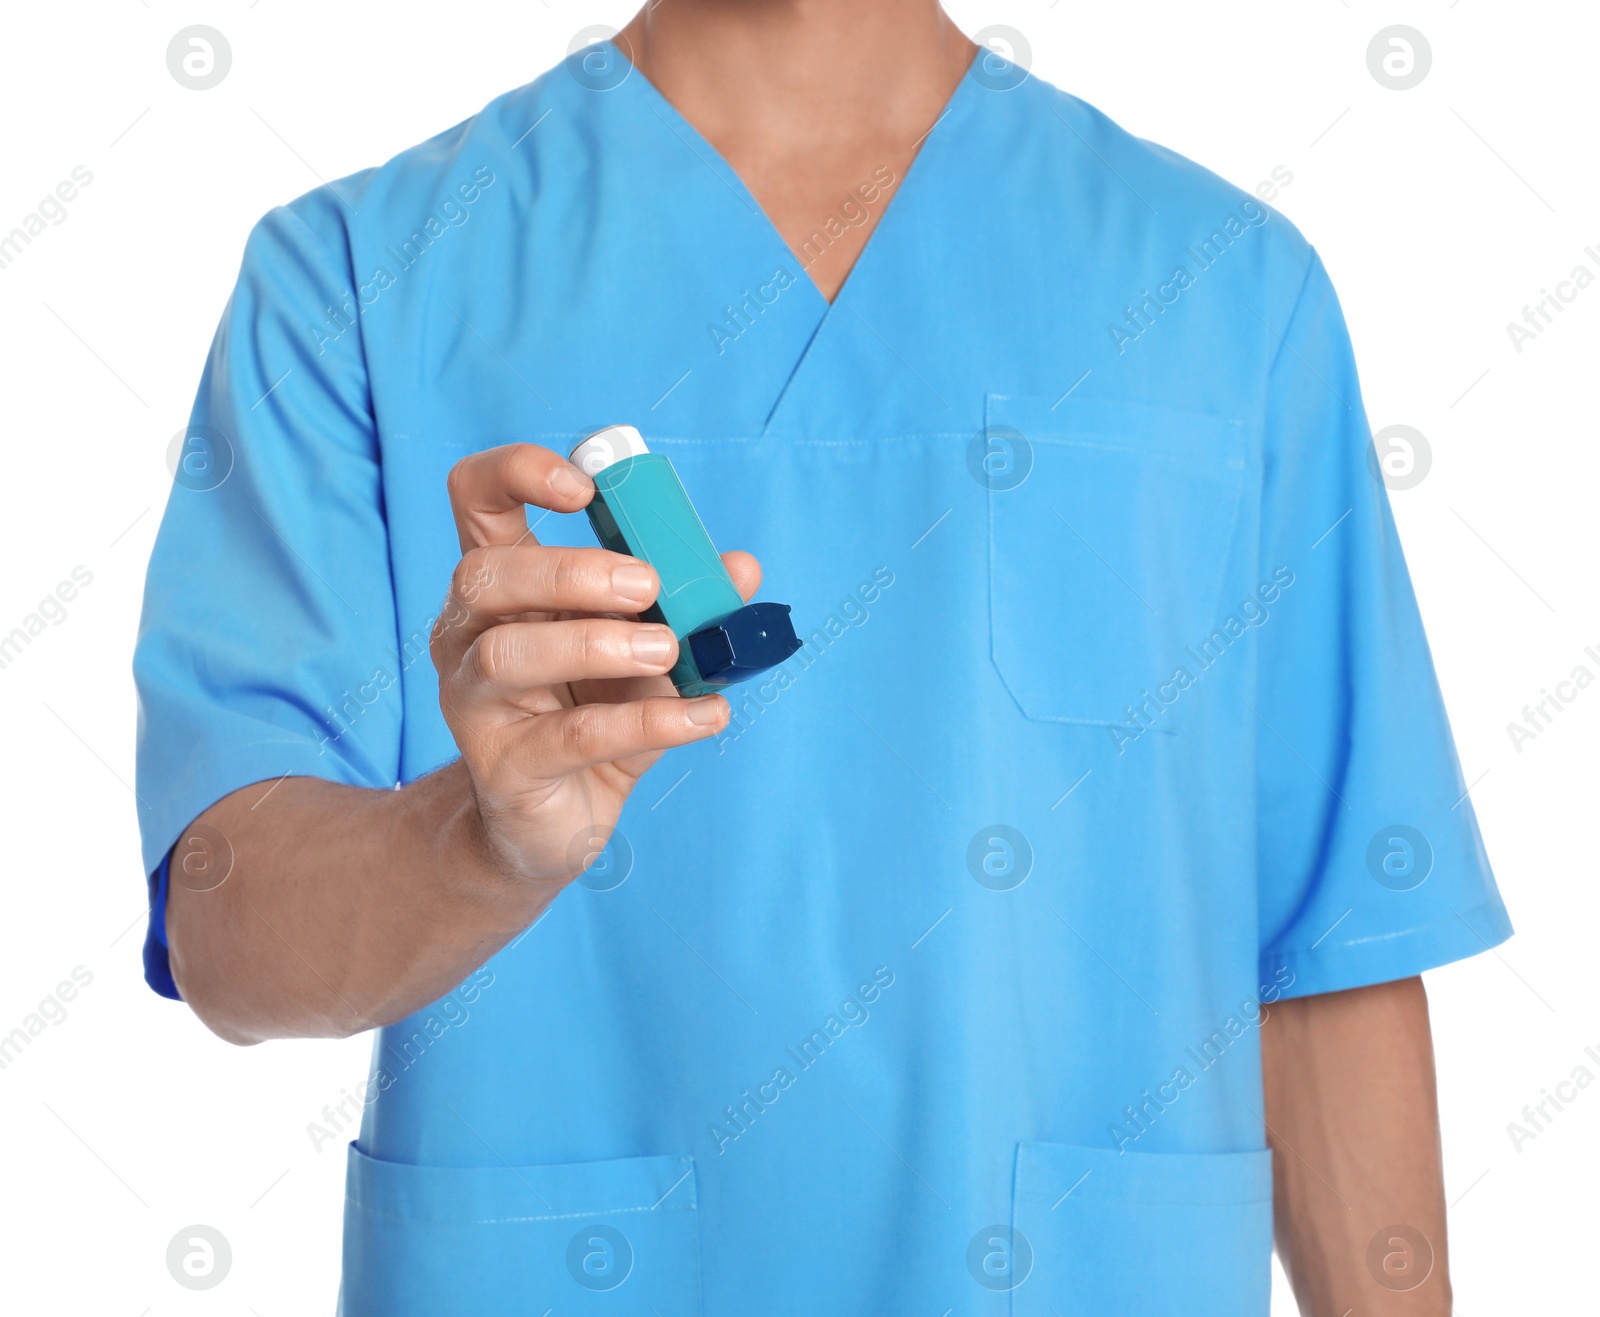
top-left (136, 2), bottom-right (1510, 1313)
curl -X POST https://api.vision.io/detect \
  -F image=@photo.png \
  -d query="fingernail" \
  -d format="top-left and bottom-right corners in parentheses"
top-left (612, 563), bottom-right (657, 606)
top-left (548, 463), bottom-right (590, 501)
top-left (685, 695), bottom-right (725, 726)
top-left (630, 626), bottom-right (675, 664)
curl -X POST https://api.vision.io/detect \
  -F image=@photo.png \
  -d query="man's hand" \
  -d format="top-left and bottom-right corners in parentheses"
top-left (1262, 976), bottom-right (1452, 1316)
top-left (166, 443), bottom-right (752, 1044)
top-left (435, 442), bottom-right (750, 886)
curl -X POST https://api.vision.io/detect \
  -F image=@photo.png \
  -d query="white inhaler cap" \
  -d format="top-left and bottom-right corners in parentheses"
top-left (570, 425), bottom-right (650, 477)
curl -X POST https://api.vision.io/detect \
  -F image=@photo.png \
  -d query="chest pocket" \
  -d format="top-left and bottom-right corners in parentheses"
top-left (985, 396), bottom-right (1249, 728)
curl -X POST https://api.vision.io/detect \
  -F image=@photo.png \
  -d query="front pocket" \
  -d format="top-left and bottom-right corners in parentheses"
top-left (341, 1144), bottom-right (700, 1316)
top-left (1010, 1141), bottom-right (1273, 1316)
top-left (986, 396), bottom-right (1248, 727)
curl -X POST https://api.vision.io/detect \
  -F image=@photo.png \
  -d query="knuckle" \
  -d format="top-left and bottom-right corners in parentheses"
top-left (559, 704), bottom-right (601, 759)
top-left (444, 456), bottom-right (476, 506)
top-left (450, 548), bottom-right (492, 604)
top-left (471, 628), bottom-right (517, 685)
top-left (436, 591), bottom-right (469, 636)
top-left (448, 550), bottom-right (476, 601)
top-left (573, 618), bottom-right (613, 668)
top-left (641, 698), bottom-right (678, 740)
top-left (548, 549), bottom-right (603, 604)
top-left (508, 442), bottom-right (550, 488)
top-left (545, 551), bottom-right (578, 600)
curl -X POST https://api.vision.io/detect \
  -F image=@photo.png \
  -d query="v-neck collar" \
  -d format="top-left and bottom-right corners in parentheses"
top-left (606, 39), bottom-right (985, 313)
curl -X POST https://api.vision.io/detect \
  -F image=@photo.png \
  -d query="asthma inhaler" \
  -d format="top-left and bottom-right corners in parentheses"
top-left (570, 425), bottom-right (802, 697)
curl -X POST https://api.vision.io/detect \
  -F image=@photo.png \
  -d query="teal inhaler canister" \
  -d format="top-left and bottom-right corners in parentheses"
top-left (570, 425), bottom-right (802, 697)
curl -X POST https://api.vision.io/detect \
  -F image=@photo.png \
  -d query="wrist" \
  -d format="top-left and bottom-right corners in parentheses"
top-left (428, 763), bottom-right (563, 925)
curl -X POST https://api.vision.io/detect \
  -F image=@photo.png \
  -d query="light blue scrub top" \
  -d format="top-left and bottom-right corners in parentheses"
top-left (135, 44), bottom-right (1511, 1317)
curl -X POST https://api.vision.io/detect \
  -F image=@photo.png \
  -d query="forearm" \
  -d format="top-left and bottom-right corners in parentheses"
top-left (164, 444), bottom-right (741, 1046)
top-left (165, 763), bottom-right (554, 1045)
top-left (1261, 977), bottom-right (1451, 1316)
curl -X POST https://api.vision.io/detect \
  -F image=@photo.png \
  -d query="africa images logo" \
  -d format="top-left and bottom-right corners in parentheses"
top-left (1106, 197), bottom-right (1272, 355)
top-left (1109, 568), bottom-right (1295, 752)
top-left (707, 967), bottom-right (895, 1154)
top-left (311, 166), bottom-right (499, 356)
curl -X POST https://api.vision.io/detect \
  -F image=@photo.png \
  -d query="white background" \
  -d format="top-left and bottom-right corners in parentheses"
top-left (0, 2), bottom-right (1593, 1312)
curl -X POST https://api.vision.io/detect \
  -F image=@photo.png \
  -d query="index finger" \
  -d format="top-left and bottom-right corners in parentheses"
top-left (445, 443), bottom-right (595, 552)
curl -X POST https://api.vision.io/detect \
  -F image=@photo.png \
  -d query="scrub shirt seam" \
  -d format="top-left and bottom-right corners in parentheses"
top-left (1252, 244), bottom-right (1336, 970)
top-left (656, 432), bottom-right (974, 447)
top-left (1261, 247), bottom-right (1322, 385)
top-left (349, 1201), bottom-right (696, 1226)
top-left (276, 197), bottom-right (406, 783)
top-left (764, 57), bottom-right (983, 429)
top-left (1262, 895), bottom-right (1511, 963)
top-left (421, 432), bottom-right (976, 448)
top-left (1019, 1193), bottom-right (1272, 1208)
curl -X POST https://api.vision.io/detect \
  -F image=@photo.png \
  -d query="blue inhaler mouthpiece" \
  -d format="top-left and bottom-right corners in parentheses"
top-left (688, 602), bottom-right (803, 687)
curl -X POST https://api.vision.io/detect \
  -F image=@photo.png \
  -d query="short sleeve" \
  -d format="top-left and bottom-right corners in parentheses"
top-left (1255, 251), bottom-right (1512, 999)
top-left (134, 193), bottom-right (403, 1000)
